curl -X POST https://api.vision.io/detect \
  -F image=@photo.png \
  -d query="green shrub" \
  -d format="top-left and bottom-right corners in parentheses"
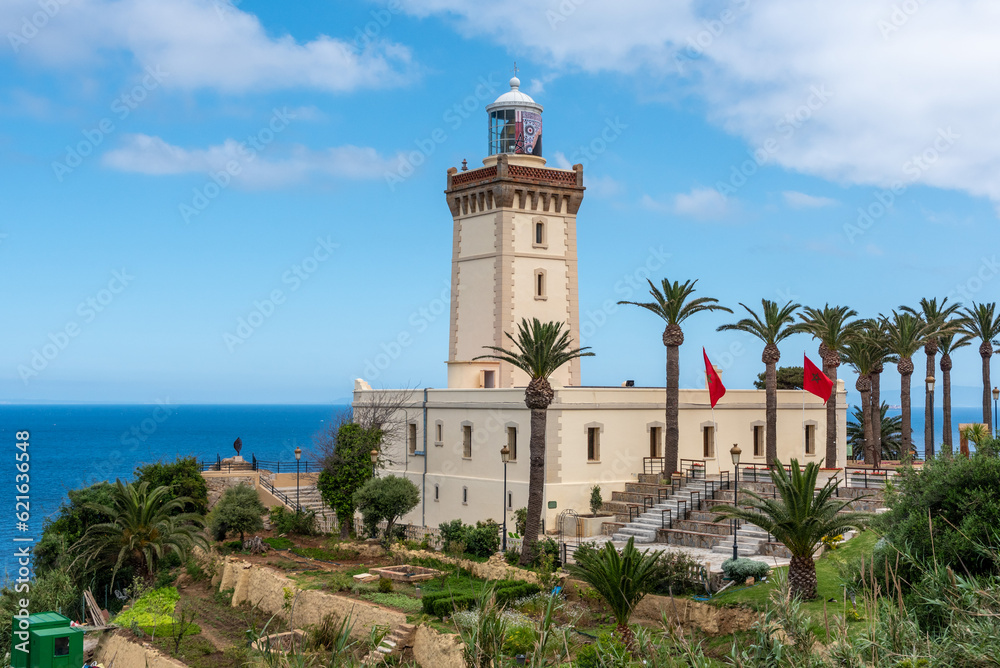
top-left (138, 622), bottom-right (201, 637)
top-left (269, 506), bottom-right (317, 536)
top-left (264, 536), bottom-right (294, 550)
top-left (723, 558), bottom-right (770, 582)
top-left (210, 483), bottom-right (266, 541)
top-left (291, 545), bottom-right (359, 562)
top-left (185, 558), bottom-right (208, 582)
top-left (513, 508), bottom-right (527, 536)
top-left (113, 587), bottom-right (179, 627)
top-left (503, 624), bottom-right (537, 656)
top-left (361, 592), bottom-right (423, 613)
top-left (575, 633), bottom-right (630, 668)
top-left (465, 520), bottom-right (501, 558)
top-left (421, 580), bottom-right (540, 617)
top-left (589, 485), bottom-right (603, 515)
top-left (651, 548), bottom-right (704, 595)
top-left (214, 588), bottom-right (234, 606)
top-left (378, 577), bottom-right (393, 593)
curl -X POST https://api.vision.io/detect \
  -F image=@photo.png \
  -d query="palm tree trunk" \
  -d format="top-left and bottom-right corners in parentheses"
top-left (872, 370), bottom-right (882, 460)
top-left (665, 344), bottom-right (680, 475)
top-left (925, 352), bottom-right (935, 458)
top-left (983, 350), bottom-right (993, 431)
top-left (520, 406), bottom-right (547, 566)
top-left (766, 361), bottom-right (777, 465)
top-left (824, 360), bottom-right (838, 467)
top-left (942, 354), bottom-right (953, 454)
top-left (900, 370), bottom-right (912, 458)
top-left (862, 385), bottom-right (874, 466)
top-left (788, 555), bottom-right (818, 600)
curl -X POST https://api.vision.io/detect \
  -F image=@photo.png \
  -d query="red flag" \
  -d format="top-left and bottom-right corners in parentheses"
top-left (703, 348), bottom-right (726, 408)
top-left (804, 354), bottom-right (834, 402)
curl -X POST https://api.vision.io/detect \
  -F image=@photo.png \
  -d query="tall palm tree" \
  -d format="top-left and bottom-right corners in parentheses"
top-left (843, 333), bottom-right (879, 466)
top-left (939, 331), bottom-right (973, 454)
top-left (566, 537), bottom-right (661, 651)
top-left (795, 305), bottom-right (861, 468)
top-left (476, 318), bottom-right (593, 565)
top-left (714, 460), bottom-right (869, 599)
top-left (881, 311), bottom-right (936, 459)
top-left (618, 279), bottom-right (731, 475)
top-left (901, 298), bottom-right (963, 458)
top-left (962, 303), bottom-right (1000, 432)
top-left (74, 480), bottom-right (207, 586)
top-left (848, 403), bottom-right (903, 461)
top-left (718, 300), bottom-right (801, 464)
top-left (865, 319), bottom-right (894, 464)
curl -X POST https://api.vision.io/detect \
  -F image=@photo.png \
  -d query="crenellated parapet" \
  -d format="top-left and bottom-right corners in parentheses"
top-left (445, 154), bottom-right (585, 217)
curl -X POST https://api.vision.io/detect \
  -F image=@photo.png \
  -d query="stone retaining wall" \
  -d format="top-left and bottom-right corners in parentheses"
top-left (91, 630), bottom-right (190, 668)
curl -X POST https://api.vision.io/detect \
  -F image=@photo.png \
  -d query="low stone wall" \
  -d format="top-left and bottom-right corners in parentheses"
top-left (412, 624), bottom-right (465, 668)
top-left (202, 471), bottom-right (260, 509)
top-left (390, 547), bottom-right (549, 586)
top-left (91, 629), bottom-right (189, 668)
top-left (658, 528), bottom-right (719, 549)
top-left (633, 593), bottom-right (757, 635)
top-left (215, 557), bottom-right (406, 636)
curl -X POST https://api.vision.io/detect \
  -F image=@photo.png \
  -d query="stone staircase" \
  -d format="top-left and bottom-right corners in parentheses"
top-left (363, 622), bottom-right (416, 664)
top-left (274, 484), bottom-right (336, 533)
top-left (605, 466), bottom-right (883, 556)
top-left (608, 470), bottom-right (725, 544)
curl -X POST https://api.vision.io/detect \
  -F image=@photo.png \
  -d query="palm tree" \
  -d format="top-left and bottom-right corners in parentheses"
top-left (848, 403), bottom-right (903, 461)
top-left (901, 298), bottom-right (963, 458)
top-left (476, 318), bottom-right (593, 565)
top-left (881, 311), bottom-right (936, 459)
top-left (962, 303), bottom-right (1000, 432)
top-left (718, 300), bottom-right (801, 464)
top-left (566, 537), bottom-right (661, 651)
top-left (842, 333), bottom-right (879, 466)
top-left (795, 305), bottom-right (861, 468)
top-left (74, 480), bottom-right (207, 586)
top-left (713, 460), bottom-right (870, 599)
top-left (939, 331), bottom-right (973, 454)
top-left (865, 319), bottom-right (894, 465)
top-left (618, 279), bottom-right (731, 474)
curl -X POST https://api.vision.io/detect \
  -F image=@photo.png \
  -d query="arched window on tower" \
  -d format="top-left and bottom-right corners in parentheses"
top-left (534, 269), bottom-right (546, 300)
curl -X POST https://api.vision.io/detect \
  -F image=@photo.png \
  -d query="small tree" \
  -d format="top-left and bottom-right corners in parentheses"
top-left (589, 485), bottom-right (603, 516)
top-left (210, 483), bottom-right (266, 542)
top-left (134, 457), bottom-right (209, 516)
top-left (317, 422), bottom-right (382, 539)
top-left (353, 475), bottom-right (419, 545)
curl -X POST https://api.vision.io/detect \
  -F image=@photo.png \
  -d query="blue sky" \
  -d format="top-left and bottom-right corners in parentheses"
top-left (2, 0), bottom-right (998, 405)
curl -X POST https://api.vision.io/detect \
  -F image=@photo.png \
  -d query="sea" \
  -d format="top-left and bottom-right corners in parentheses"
top-left (0, 402), bottom-right (988, 579)
top-left (0, 404), bottom-right (346, 579)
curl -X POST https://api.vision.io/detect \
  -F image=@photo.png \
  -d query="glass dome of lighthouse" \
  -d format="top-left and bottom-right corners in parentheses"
top-left (486, 74), bottom-right (543, 157)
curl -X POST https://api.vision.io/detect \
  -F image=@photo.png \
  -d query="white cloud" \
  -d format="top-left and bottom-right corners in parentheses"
top-left (393, 0), bottom-right (1000, 210)
top-left (585, 175), bottom-right (624, 198)
top-left (103, 134), bottom-right (404, 187)
top-left (642, 188), bottom-right (730, 220)
top-left (782, 190), bottom-right (838, 208)
top-left (672, 187), bottom-right (729, 219)
top-left (1, 0), bottom-right (414, 93)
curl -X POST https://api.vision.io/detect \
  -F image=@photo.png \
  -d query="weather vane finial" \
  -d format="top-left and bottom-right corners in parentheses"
top-left (512, 61), bottom-right (519, 77)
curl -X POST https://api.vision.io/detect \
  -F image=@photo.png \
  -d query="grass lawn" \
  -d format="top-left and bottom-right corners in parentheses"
top-left (709, 530), bottom-right (878, 634)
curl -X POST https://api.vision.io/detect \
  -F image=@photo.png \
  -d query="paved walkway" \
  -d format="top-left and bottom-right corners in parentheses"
top-left (576, 533), bottom-right (791, 573)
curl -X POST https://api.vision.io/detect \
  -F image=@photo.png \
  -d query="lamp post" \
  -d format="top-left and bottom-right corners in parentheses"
top-left (294, 446), bottom-right (302, 511)
top-left (501, 446), bottom-right (511, 551)
top-left (730, 444), bottom-right (741, 561)
top-left (370, 449), bottom-right (379, 477)
top-left (993, 387), bottom-right (999, 438)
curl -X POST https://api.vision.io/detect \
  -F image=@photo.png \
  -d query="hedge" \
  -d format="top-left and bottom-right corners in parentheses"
top-left (421, 580), bottom-right (541, 617)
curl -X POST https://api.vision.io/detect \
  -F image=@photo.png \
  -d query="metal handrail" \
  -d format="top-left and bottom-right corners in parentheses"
top-left (680, 458), bottom-right (706, 481)
top-left (254, 459), bottom-right (318, 473)
top-left (628, 504), bottom-right (641, 523)
top-left (661, 508), bottom-right (673, 530)
top-left (689, 490), bottom-right (701, 512)
top-left (844, 466), bottom-right (893, 488)
top-left (260, 477), bottom-right (303, 514)
top-left (676, 499), bottom-right (688, 521)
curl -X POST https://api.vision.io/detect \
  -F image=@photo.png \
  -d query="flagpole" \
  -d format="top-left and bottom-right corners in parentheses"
top-left (802, 351), bottom-right (807, 458)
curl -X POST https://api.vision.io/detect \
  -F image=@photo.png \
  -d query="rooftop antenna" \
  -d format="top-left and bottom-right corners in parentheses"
top-left (511, 61), bottom-right (519, 77)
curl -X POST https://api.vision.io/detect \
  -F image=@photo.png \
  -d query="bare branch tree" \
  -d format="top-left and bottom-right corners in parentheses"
top-left (310, 387), bottom-right (417, 468)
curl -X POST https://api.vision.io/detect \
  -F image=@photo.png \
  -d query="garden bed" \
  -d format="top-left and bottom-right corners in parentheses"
top-left (368, 564), bottom-right (443, 582)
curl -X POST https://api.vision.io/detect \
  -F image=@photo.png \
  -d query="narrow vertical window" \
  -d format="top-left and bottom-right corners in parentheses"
top-left (462, 487), bottom-right (468, 504)
top-left (535, 221), bottom-right (544, 244)
top-left (805, 425), bottom-right (816, 455)
top-left (587, 427), bottom-right (600, 461)
top-left (507, 426), bottom-right (517, 460)
top-left (508, 491), bottom-right (513, 509)
top-left (436, 422), bottom-right (443, 443)
top-left (753, 426), bottom-right (765, 457)
top-left (650, 427), bottom-right (661, 458)
top-left (536, 271), bottom-right (545, 298)
top-left (703, 426), bottom-right (715, 458)
top-left (434, 484), bottom-right (439, 501)
top-left (408, 423), bottom-right (417, 454)
top-left (463, 425), bottom-right (472, 458)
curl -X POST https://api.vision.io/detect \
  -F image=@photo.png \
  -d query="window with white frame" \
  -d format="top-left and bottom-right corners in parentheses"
top-left (462, 424), bottom-right (472, 458)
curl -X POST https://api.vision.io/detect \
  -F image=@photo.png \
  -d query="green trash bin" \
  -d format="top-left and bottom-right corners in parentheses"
top-left (10, 612), bottom-right (83, 668)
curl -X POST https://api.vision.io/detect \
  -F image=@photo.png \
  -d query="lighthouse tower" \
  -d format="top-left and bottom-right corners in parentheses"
top-left (445, 76), bottom-right (586, 389)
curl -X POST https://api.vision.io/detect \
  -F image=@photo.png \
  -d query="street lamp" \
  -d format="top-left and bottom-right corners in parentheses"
top-left (501, 446), bottom-right (511, 551)
top-left (730, 444), bottom-right (741, 561)
top-left (370, 449), bottom-right (379, 477)
top-left (294, 447), bottom-right (302, 511)
top-left (993, 387), bottom-right (999, 438)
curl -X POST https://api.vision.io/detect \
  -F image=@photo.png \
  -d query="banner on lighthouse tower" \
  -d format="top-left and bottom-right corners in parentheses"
top-left (514, 110), bottom-right (542, 156)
